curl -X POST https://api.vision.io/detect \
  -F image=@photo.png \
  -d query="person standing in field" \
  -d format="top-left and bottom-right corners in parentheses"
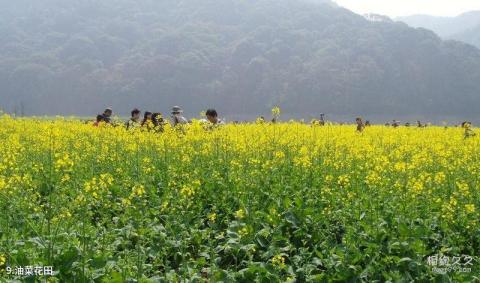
top-left (205, 109), bottom-right (225, 125)
top-left (171, 106), bottom-right (188, 127)
top-left (141, 111), bottom-right (153, 131)
top-left (93, 115), bottom-right (105, 127)
top-left (102, 108), bottom-right (113, 124)
top-left (126, 108), bottom-right (141, 130)
top-left (152, 112), bottom-right (165, 132)
top-left (256, 116), bottom-right (266, 124)
top-left (356, 117), bottom-right (365, 132)
top-left (462, 121), bottom-right (476, 139)
top-left (319, 113), bottom-right (326, 126)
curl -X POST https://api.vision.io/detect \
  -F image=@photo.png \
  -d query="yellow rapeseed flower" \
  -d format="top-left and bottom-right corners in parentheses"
top-left (0, 254), bottom-right (6, 266)
top-left (465, 204), bottom-right (475, 214)
top-left (271, 255), bottom-right (286, 269)
top-left (235, 208), bottom-right (246, 219)
top-left (208, 213), bottom-right (217, 223)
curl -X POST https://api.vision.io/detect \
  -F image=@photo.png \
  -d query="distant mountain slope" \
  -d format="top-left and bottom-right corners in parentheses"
top-left (450, 25), bottom-right (480, 49)
top-left (398, 11), bottom-right (480, 48)
top-left (1, 0), bottom-right (480, 119)
top-left (397, 11), bottom-right (480, 36)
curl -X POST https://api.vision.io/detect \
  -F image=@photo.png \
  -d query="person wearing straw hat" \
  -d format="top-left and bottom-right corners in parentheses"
top-left (171, 106), bottom-right (188, 126)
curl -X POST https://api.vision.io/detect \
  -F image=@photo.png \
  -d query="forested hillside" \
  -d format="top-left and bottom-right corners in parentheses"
top-left (2, 0), bottom-right (480, 119)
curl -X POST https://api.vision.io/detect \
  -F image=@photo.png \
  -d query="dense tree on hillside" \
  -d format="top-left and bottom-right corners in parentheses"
top-left (1, 0), bottom-right (480, 119)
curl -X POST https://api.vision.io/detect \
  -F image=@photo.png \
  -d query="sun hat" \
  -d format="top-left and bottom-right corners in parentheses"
top-left (172, 106), bottom-right (183, 114)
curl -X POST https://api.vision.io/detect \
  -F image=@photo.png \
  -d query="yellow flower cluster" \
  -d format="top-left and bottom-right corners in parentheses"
top-left (0, 177), bottom-right (6, 191)
top-left (54, 153), bottom-right (74, 172)
top-left (239, 226), bottom-right (249, 237)
top-left (271, 255), bottom-right (286, 269)
top-left (208, 212), bottom-right (217, 223)
top-left (0, 254), bottom-right (6, 267)
top-left (465, 204), bottom-right (475, 214)
top-left (235, 208), bottom-right (246, 219)
top-left (83, 174), bottom-right (114, 199)
top-left (271, 106), bottom-right (281, 117)
top-left (180, 180), bottom-right (201, 198)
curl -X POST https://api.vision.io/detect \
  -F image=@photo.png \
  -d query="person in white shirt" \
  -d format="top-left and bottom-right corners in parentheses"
top-left (126, 108), bottom-right (141, 130)
top-left (171, 106), bottom-right (188, 126)
top-left (206, 109), bottom-right (225, 125)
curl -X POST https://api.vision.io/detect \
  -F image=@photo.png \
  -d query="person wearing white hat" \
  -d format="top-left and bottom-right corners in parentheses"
top-left (171, 106), bottom-right (188, 126)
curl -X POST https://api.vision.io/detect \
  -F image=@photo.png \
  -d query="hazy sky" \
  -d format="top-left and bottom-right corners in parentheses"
top-left (334, 0), bottom-right (480, 17)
